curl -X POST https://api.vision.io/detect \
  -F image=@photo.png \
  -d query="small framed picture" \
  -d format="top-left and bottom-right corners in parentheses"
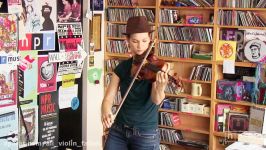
top-left (185, 15), bottom-right (203, 24)
top-left (90, 0), bottom-right (103, 11)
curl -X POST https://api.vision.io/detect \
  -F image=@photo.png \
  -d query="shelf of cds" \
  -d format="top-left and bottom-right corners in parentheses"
top-left (104, 0), bottom-right (266, 149)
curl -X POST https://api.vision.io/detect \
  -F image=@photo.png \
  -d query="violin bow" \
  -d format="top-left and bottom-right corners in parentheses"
top-left (113, 41), bottom-right (156, 119)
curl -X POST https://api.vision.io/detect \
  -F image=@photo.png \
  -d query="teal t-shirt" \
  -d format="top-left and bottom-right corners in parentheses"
top-left (114, 58), bottom-right (159, 130)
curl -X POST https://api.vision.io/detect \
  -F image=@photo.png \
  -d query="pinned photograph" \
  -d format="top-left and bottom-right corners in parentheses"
top-left (57, 0), bottom-right (81, 22)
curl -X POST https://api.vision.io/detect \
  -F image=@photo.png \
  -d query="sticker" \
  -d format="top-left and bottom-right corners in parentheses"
top-left (87, 68), bottom-right (102, 84)
top-left (71, 97), bottom-right (79, 110)
top-left (62, 74), bottom-right (75, 88)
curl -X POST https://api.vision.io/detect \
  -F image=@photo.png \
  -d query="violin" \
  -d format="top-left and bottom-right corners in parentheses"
top-left (131, 41), bottom-right (183, 90)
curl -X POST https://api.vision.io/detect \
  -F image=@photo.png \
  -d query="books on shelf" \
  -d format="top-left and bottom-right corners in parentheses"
top-left (159, 128), bottom-right (183, 144)
top-left (107, 23), bottom-right (127, 38)
top-left (158, 26), bottom-right (213, 42)
top-left (107, 40), bottom-right (129, 54)
top-left (218, 10), bottom-right (266, 27)
top-left (189, 65), bottom-right (212, 81)
top-left (107, 8), bottom-right (155, 22)
top-left (158, 43), bottom-right (194, 58)
top-left (105, 59), bottom-right (121, 72)
top-left (249, 106), bottom-right (266, 134)
top-left (218, 0), bottom-right (266, 8)
top-left (161, 0), bottom-right (214, 7)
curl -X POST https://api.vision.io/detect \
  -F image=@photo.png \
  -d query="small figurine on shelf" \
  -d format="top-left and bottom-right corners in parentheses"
top-left (209, 13), bottom-right (214, 24)
top-left (173, 0), bottom-right (181, 7)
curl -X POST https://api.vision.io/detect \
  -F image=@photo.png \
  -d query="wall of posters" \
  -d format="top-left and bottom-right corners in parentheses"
top-left (0, 0), bottom-right (85, 149)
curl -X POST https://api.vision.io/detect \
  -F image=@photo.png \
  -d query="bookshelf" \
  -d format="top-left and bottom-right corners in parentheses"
top-left (104, 0), bottom-right (266, 150)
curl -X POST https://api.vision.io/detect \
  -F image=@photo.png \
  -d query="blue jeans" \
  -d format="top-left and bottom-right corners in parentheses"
top-left (104, 123), bottom-right (160, 150)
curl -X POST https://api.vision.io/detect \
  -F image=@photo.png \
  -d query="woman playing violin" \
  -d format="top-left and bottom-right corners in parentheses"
top-left (101, 16), bottom-right (170, 150)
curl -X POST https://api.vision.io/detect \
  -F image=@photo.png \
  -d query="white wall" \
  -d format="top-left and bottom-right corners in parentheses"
top-left (82, 1), bottom-right (105, 150)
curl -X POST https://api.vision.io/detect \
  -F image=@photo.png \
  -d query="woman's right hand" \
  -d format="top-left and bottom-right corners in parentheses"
top-left (101, 111), bottom-right (114, 129)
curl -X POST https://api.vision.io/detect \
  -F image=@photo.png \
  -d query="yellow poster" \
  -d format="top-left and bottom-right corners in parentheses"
top-left (216, 40), bottom-right (237, 61)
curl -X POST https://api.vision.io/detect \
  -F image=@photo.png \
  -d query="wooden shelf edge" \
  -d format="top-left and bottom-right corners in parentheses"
top-left (159, 108), bottom-right (210, 118)
top-left (159, 40), bottom-right (213, 45)
top-left (160, 6), bottom-right (214, 10)
top-left (216, 61), bottom-right (258, 67)
top-left (107, 5), bottom-right (156, 9)
top-left (215, 99), bottom-right (266, 108)
top-left (105, 52), bottom-right (130, 58)
top-left (158, 56), bottom-right (213, 64)
top-left (218, 7), bottom-right (266, 11)
top-left (213, 131), bottom-right (238, 140)
top-left (159, 23), bottom-right (214, 27)
top-left (218, 25), bottom-right (266, 30)
top-left (159, 125), bottom-right (210, 135)
top-left (165, 93), bottom-right (212, 101)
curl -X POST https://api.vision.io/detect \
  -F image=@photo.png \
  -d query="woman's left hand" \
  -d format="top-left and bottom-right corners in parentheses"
top-left (155, 63), bottom-right (170, 90)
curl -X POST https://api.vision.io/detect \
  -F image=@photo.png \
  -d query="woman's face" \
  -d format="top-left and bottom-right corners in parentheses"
top-left (127, 32), bottom-right (151, 56)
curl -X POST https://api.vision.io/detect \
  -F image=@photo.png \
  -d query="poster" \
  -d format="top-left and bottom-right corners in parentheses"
top-left (57, 0), bottom-right (81, 22)
top-left (19, 106), bottom-right (38, 148)
top-left (38, 92), bottom-right (58, 149)
top-left (8, 0), bottom-right (22, 13)
top-left (216, 40), bottom-right (237, 61)
top-left (57, 22), bottom-right (83, 52)
top-left (0, 13), bottom-right (17, 55)
top-left (244, 29), bottom-right (266, 62)
top-left (0, 107), bottom-right (18, 150)
top-left (57, 61), bottom-right (82, 81)
top-left (20, 0), bottom-right (56, 33)
top-left (0, 64), bottom-right (17, 108)
top-left (38, 55), bottom-right (57, 93)
top-left (18, 51), bottom-right (38, 106)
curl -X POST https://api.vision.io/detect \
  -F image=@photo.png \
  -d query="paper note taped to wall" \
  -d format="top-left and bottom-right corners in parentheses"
top-left (59, 84), bottom-right (78, 109)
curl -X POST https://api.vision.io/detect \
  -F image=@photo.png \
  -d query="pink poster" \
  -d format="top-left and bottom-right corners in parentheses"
top-left (38, 55), bottom-right (57, 93)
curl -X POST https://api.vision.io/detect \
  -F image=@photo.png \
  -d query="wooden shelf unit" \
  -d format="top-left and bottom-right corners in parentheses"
top-left (104, 0), bottom-right (266, 149)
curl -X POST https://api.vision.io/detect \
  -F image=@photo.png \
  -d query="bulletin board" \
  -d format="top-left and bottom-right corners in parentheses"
top-left (0, 0), bottom-right (84, 150)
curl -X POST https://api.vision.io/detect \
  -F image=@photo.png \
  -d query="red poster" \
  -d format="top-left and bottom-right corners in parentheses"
top-left (38, 55), bottom-right (57, 93)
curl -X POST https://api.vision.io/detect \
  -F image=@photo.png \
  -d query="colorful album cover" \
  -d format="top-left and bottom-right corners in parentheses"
top-left (0, 107), bottom-right (18, 150)
top-left (217, 40), bottom-right (236, 61)
top-left (38, 91), bottom-right (59, 149)
top-left (0, 64), bottom-right (17, 108)
top-left (57, 60), bottom-right (83, 81)
top-left (0, 14), bottom-right (17, 55)
top-left (38, 55), bottom-right (57, 93)
top-left (19, 106), bottom-right (38, 148)
top-left (18, 50), bottom-right (38, 107)
top-left (57, 0), bottom-right (81, 22)
top-left (57, 22), bottom-right (83, 52)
